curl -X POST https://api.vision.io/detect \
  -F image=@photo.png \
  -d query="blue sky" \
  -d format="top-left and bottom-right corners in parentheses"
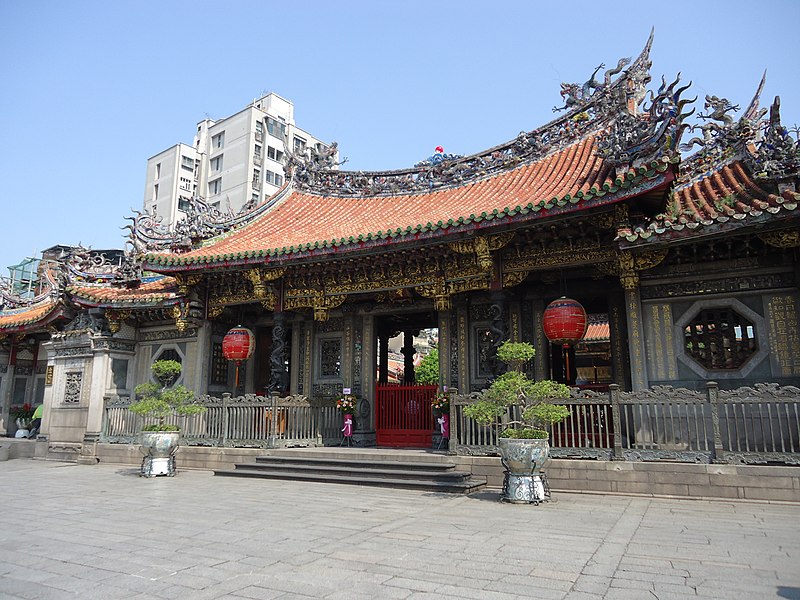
top-left (1, 0), bottom-right (798, 273)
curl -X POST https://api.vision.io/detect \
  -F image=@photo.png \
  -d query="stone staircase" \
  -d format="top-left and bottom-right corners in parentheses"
top-left (213, 448), bottom-right (487, 494)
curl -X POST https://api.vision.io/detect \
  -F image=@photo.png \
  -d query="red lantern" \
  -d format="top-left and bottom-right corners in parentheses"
top-left (543, 297), bottom-right (588, 347)
top-left (543, 297), bottom-right (587, 386)
top-left (222, 326), bottom-right (255, 387)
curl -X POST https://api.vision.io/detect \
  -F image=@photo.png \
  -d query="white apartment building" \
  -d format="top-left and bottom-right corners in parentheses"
top-left (143, 93), bottom-right (333, 226)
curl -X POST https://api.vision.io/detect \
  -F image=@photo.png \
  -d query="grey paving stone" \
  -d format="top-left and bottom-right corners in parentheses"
top-left (1, 459), bottom-right (798, 600)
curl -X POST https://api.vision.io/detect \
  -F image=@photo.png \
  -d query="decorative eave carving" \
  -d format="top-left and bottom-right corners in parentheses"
top-left (502, 242), bottom-right (617, 274)
top-left (104, 309), bottom-right (131, 334)
top-left (448, 232), bottom-right (515, 272)
top-left (758, 229), bottom-right (800, 248)
top-left (595, 248), bottom-right (669, 289)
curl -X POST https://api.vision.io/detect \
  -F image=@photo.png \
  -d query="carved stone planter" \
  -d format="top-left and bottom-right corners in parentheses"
top-left (140, 431), bottom-right (180, 477)
top-left (497, 437), bottom-right (550, 504)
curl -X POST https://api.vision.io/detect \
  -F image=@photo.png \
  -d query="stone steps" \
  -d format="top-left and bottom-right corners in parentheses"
top-left (214, 450), bottom-right (487, 494)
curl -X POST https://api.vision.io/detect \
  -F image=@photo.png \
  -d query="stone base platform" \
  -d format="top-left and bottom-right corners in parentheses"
top-left (14, 438), bottom-right (800, 502)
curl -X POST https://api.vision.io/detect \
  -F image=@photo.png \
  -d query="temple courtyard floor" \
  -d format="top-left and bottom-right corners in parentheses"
top-left (1, 459), bottom-right (798, 600)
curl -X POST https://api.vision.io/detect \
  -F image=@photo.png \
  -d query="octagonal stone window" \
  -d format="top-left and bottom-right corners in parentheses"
top-left (683, 307), bottom-right (757, 370)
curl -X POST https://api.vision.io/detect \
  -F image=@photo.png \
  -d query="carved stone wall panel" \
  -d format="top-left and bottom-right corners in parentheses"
top-left (63, 371), bottom-right (83, 404)
top-left (643, 302), bottom-right (678, 381)
top-left (625, 286), bottom-right (648, 390)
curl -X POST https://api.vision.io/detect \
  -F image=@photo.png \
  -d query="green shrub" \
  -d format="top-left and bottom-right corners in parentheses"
top-left (463, 341), bottom-right (571, 439)
top-left (130, 360), bottom-right (205, 431)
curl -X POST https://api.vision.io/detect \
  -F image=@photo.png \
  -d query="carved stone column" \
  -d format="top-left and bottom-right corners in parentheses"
top-left (488, 291), bottom-right (508, 378)
top-left (361, 314), bottom-right (376, 429)
top-left (456, 305), bottom-right (469, 391)
top-left (437, 309), bottom-right (451, 389)
top-left (531, 297), bottom-right (549, 382)
top-left (0, 353), bottom-right (14, 437)
top-left (619, 252), bottom-right (649, 391)
top-left (608, 294), bottom-right (630, 389)
top-left (268, 312), bottom-right (288, 395)
top-left (342, 315), bottom-right (353, 391)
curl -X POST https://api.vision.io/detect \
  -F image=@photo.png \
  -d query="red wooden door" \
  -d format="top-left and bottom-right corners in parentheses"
top-left (375, 384), bottom-right (438, 447)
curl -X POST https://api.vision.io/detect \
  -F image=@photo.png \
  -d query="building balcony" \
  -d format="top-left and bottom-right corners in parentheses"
top-left (253, 155), bottom-right (263, 167)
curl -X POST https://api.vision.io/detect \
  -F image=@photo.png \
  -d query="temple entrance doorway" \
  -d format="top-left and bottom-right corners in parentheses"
top-left (375, 311), bottom-right (438, 447)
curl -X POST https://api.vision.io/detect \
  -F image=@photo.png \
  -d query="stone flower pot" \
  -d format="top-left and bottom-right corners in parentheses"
top-left (140, 431), bottom-right (180, 477)
top-left (497, 437), bottom-right (550, 504)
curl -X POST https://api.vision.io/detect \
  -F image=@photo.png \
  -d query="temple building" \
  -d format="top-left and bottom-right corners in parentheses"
top-left (1, 33), bottom-right (799, 461)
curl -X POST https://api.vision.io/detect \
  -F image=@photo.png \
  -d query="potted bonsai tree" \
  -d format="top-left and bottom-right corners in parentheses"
top-left (464, 341), bottom-right (570, 504)
top-left (129, 359), bottom-right (205, 477)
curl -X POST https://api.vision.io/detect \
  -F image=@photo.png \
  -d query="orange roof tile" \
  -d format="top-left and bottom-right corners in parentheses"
top-left (583, 321), bottom-right (610, 342)
top-left (144, 137), bottom-right (673, 270)
top-left (0, 300), bottom-right (61, 333)
top-left (623, 161), bottom-right (799, 243)
top-left (68, 276), bottom-right (179, 307)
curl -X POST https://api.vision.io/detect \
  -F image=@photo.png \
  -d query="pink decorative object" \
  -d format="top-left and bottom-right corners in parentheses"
top-left (438, 413), bottom-right (449, 439)
top-left (342, 414), bottom-right (353, 437)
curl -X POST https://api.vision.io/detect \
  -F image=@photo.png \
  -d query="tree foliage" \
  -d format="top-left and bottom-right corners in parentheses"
top-left (415, 349), bottom-right (439, 385)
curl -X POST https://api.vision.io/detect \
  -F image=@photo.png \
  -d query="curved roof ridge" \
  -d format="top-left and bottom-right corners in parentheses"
top-left (142, 136), bottom-right (675, 271)
top-left (286, 31), bottom-right (658, 199)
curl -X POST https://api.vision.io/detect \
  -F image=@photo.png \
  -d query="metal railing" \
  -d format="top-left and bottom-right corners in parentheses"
top-left (102, 393), bottom-right (341, 448)
top-left (449, 382), bottom-right (800, 465)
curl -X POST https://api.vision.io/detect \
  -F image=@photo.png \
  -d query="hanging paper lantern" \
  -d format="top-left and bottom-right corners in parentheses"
top-left (543, 297), bottom-right (588, 347)
top-left (222, 326), bottom-right (255, 363)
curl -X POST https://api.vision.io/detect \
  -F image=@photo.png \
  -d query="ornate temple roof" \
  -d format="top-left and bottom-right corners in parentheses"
top-left (621, 85), bottom-right (800, 245)
top-left (135, 33), bottom-right (704, 271)
top-left (0, 299), bottom-right (63, 334)
top-left (142, 139), bottom-right (674, 270)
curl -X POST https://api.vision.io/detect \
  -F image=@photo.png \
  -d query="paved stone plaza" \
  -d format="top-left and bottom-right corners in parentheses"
top-left (1, 460), bottom-right (798, 599)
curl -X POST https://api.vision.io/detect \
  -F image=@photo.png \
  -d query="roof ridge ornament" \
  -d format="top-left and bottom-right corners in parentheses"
top-left (279, 32), bottom-right (661, 198)
top-left (596, 71), bottom-right (695, 167)
top-left (749, 95), bottom-right (800, 183)
top-left (125, 185), bottom-right (294, 256)
top-left (676, 75), bottom-right (797, 187)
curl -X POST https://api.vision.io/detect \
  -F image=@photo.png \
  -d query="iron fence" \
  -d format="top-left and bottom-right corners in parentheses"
top-left (102, 393), bottom-right (340, 448)
top-left (450, 382), bottom-right (800, 465)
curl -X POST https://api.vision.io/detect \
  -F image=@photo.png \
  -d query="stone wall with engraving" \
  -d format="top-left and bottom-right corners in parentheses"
top-left (765, 293), bottom-right (800, 377)
top-left (642, 302), bottom-right (678, 382)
